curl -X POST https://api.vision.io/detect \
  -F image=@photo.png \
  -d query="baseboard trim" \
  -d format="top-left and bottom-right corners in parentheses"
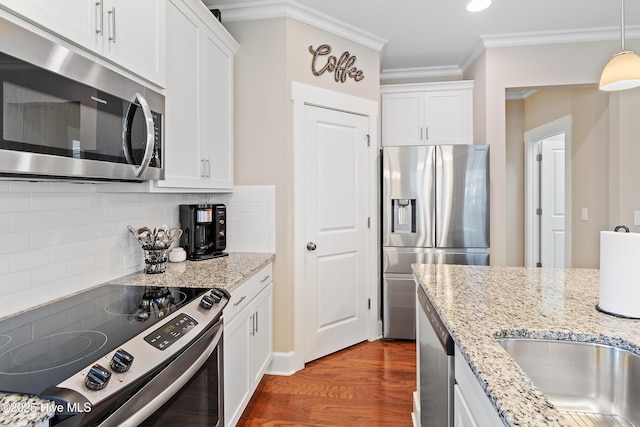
top-left (266, 351), bottom-right (305, 376)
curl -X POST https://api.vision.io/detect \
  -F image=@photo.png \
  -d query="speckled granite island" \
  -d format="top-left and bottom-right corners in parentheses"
top-left (412, 264), bottom-right (640, 427)
top-left (0, 252), bottom-right (274, 427)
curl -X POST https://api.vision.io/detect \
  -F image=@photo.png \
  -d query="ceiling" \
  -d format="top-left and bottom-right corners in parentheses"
top-left (205, 0), bottom-right (640, 79)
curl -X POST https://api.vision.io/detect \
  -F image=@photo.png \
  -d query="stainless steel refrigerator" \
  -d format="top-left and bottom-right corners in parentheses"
top-left (382, 144), bottom-right (490, 340)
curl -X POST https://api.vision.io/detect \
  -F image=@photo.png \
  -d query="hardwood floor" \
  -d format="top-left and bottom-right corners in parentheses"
top-left (236, 339), bottom-right (416, 427)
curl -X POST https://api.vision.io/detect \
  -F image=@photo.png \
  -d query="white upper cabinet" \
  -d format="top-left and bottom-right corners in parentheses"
top-left (156, 0), bottom-right (237, 191)
top-left (381, 81), bottom-right (473, 146)
top-left (101, 0), bottom-right (165, 86)
top-left (0, 0), bottom-right (165, 86)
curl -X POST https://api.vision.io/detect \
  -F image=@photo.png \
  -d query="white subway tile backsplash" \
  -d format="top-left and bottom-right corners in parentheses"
top-left (226, 186), bottom-right (275, 254)
top-left (0, 193), bottom-right (31, 213)
top-left (0, 182), bottom-right (273, 318)
top-left (9, 248), bottom-right (49, 273)
top-left (9, 211), bottom-right (51, 231)
top-left (31, 263), bottom-right (67, 287)
top-left (0, 271), bottom-right (31, 294)
top-left (0, 255), bottom-right (8, 275)
top-left (11, 283), bottom-right (51, 313)
top-left (31, 193), bottom-right (69, 211)
top-left (0, 231), bottom-right (31, 255)
top-left (30, 229), bottom-right (65, 250)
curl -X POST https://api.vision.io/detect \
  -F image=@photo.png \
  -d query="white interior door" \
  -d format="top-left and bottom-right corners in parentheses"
top-left (304, 105), bottom-right (369, 363)
top-left (540, 134), bottom-right (565, 268)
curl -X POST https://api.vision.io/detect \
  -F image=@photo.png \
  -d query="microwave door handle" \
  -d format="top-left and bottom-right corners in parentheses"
top-left (123, 93), bottom-right (155, 177)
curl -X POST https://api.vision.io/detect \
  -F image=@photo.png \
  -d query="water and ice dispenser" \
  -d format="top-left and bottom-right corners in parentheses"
top-left (391, 199), bottom-right (416, 234)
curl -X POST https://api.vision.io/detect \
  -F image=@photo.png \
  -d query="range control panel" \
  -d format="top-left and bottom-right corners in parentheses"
top-left (144, 313), bottom-right (198, 350)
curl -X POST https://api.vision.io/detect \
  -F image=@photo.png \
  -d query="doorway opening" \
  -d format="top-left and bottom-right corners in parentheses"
top-left (524, 115), bottom-right (572, 268)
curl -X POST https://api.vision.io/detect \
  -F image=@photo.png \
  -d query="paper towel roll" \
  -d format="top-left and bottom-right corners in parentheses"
top-left (599, 230), bottom-right (640, 318)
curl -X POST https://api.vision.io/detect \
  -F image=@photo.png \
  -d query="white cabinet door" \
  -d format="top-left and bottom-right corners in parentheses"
top-left (160, 0), bottom-right (204, 188)
top-left (381, 82), bottom-right (473, 147)
top-left (223, 264), bottom-right (273, 427)
top-left (223, 308), bottom-right (252, 427)
top-left (0, 0), bottom-right (98, 51)
top-left (381, 92), bottom-right (424, 146)
top-left (454, 385), bottom-right (479, 427)
top-left (454, 345), bottom-right (503, 426)
top-left (157, 0), bottom-right (237, 191)
top-left (249, 285), bottom-right (273, 384)
top-left (424, 90), bottom-right (471, 145)
top-left (201, 25), bottom-right (234, 189)
top-left (102, 0), bottom-right (165, 86)
top-left (1, 0), bottom-right (165, 86)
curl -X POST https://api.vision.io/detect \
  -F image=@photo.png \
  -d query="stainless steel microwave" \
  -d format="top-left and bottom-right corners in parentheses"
top-left (0, 15), bottom-right (164, 182)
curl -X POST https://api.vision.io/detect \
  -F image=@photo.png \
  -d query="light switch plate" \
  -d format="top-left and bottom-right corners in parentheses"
top-left (634, 211), bottom-right (640, 226)
top-left (581, 208), bottom-right (588, 221)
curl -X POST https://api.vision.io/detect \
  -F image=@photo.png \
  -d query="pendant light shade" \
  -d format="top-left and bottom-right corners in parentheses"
top-left (600, 51), bottom-right (640, 91)
top-left (599, 0), bottom-right (640, 91)
top-left (466, 0), bottom-right (491, 12)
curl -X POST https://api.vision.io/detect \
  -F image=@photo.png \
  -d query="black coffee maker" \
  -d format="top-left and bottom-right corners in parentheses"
top-left (179, 204), bottom-right (228, 260)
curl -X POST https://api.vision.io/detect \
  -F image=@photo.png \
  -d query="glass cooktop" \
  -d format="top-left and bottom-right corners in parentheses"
top-left (0, 284), bottom-right (207, 396)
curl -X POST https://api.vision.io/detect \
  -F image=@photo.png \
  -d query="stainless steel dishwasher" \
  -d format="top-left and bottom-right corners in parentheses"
top-left (416, 284), bottom-right (454, 427)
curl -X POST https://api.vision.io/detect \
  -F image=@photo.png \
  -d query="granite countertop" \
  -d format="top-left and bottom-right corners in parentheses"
top-left (412, 264), bottom-right (640, 427)
top-left (0, 252), bottom-right (274, 427)
top-left (106, 252), bottom-right (275, 291)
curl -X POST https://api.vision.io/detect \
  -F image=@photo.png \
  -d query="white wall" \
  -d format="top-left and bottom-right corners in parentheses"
top-left (0, 181), bottom-right (274, 318)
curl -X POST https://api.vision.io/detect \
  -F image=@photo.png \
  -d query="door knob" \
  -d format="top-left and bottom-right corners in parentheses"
top-left (306, 242), bottom-right (317, 251)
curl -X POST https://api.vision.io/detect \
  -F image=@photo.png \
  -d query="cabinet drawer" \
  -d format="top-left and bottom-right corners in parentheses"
top-left (224, 263), bottom-right (272, 322)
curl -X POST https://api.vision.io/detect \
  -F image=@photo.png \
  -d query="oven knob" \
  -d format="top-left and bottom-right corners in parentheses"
top-left (211, 288), bottom-right (227, 300)
top-left (85, 364), bottom-right (112, 391)
top-left (110, 349), bottom-right (134, 373)
top-left (200, 294), bottom-right (215, 309)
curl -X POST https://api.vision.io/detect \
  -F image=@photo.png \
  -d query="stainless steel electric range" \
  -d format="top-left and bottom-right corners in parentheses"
top-left (0, 284), bottom-right (229, 426)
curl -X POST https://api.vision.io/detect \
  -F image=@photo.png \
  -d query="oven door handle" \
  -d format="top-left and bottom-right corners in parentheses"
top-left (100, 319), bottom-right (223, 427)
top-left (123, 92), bottom-right (155, 177)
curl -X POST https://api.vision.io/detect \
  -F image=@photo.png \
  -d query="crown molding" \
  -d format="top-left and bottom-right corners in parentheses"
top-left (481, 25), bottom-right (640, 49)
top-left (207, 0), bottom-right (387, 52)
top-left (380, 66), bottom-right (463, 82)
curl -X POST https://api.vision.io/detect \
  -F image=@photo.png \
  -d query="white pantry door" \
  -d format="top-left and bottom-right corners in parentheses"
top-left (304, 105), bottom-right (370, 363)
top-left (540, 134), bottom-right (565, 268)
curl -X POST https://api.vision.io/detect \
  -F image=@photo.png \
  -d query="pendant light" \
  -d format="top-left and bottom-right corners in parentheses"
top-left (466, 0), bottom-right (491, 12)
top-left (599, 0), bottom-right (640, 91)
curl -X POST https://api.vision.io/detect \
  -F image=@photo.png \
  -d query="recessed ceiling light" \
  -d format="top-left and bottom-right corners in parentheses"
top-left (467, 0), bottom-right (491, 12)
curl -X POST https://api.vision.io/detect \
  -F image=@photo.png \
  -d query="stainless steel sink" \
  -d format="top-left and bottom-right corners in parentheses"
top-left (496, 338), bottom-right (640, 427)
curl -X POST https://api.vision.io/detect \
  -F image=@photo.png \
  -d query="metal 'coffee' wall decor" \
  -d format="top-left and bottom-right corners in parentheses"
top-left (309, 44), bottom-right (365, 83)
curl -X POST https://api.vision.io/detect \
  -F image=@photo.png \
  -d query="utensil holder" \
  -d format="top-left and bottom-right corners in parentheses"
top-left (144, 248), bottom-right (169, 274)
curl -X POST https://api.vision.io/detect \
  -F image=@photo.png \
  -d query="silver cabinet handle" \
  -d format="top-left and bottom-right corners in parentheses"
top-left (233, 295), bottom-right (246, 307)
top-left (205, 158), bottom-right (211, 178)
top-left (307, 242), bottom-right (317, 251)
top-left (108, 7), bottom-right (116, 42)
top-left (200, 159), bottom-right (205, 178)
top-left (260, 275), bottom-right (270, 283)
top-left (250, 311), bottom-right (259, 336)
top-left (95, 1), bottom-right (103, 35)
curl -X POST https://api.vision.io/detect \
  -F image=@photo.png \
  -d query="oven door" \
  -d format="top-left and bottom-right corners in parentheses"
top-left (96, 318), bottom-right (223, 427)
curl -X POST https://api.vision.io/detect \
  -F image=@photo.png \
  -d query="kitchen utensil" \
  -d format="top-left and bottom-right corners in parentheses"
top-left (127, 225), bottom-right (184, 273)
